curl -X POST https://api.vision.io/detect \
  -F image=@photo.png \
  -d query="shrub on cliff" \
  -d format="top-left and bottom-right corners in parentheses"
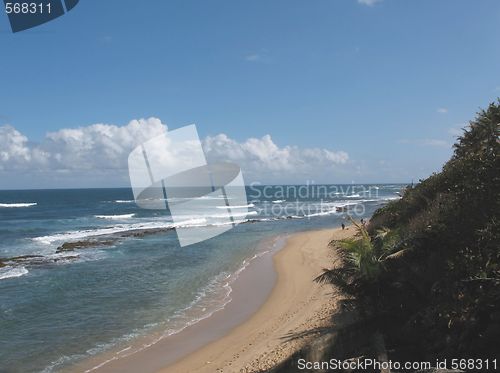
top-left (320, 100), bottom-right (500, 364)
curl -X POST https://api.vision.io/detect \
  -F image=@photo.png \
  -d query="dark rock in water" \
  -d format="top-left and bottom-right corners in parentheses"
top-left (119, 227), bottom-right (173, 238)
top-left (8, 255), bottom-right (44, 262)
top-left (56, 240), bottom-right (116, 253)
top-left (2, 227), bottom-right (177, 271)
top-left (55, 227), bottom-right (173, 253)
top-left (0, 254), bottom-right (79, 267)
top-left (53, 255), bottom-right (79, 262)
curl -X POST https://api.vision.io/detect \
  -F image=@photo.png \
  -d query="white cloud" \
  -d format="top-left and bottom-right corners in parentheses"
top-left (203, 134), bottom-right (348, 179)
top-left (437, 107), bottom-right (448, 114)
top-left (243, 51), bottom-right (272, 63)
top-left (0, 125), bottom-right (32, 166)
top-left (0, 118), bottom-right (167, 172)
top-left (421, 139), bottom-right (450, 147)
top-left (357, 0), bottom-right (383, 6)
top-left (0, 119), bottom-right (349, 186)
top-left (398, 138), bottom-right (450, 148)
top-left (244, 54), bottom-right (261, 62)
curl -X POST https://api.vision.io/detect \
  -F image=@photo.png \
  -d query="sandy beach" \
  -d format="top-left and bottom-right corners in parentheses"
top-left (71, 226), bottom-right (353, 373)
top-left (160, 228), bottom-right (353, 373)
top-left (158, 226), bottom-right (353, 373)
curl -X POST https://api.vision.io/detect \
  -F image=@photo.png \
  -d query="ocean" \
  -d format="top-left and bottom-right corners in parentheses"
top-left (0, 184), bottom-right (403, 372)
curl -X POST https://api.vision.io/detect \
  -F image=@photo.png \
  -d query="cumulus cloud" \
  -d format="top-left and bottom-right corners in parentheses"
top-left (0, 125), bottom-right (32, 166)
top-left (0, 118), bottom-right (167, 172)
top-left (0, 119), bottom-right (349, 186)
top-left (203, 134), bottom-right (348, 179)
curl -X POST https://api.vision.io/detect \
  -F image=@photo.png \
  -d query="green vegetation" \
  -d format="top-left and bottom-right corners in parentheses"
top-left (317, 101), bottom-right (500, 365)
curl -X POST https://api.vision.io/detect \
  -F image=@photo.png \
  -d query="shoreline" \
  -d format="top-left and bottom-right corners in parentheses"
top-left (68, 226), bottom-right (353, 373)
top-left (67, 235), bottom-right (286, 373)
top-left (158, 226), bottom-right (353, 373)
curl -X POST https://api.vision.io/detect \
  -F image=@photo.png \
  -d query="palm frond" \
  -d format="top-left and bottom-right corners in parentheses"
top-left (385, 248), bottom-right (410, 260)
top-left (315, 267), bottom-right (356, 295)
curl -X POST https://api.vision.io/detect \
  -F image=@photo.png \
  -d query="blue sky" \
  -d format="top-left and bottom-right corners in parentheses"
top-left (1, 0), bottom-right (500, 188)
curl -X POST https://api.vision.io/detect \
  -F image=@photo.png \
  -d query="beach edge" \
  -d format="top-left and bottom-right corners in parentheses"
top-left (157, 226), bottom-right (353, 372)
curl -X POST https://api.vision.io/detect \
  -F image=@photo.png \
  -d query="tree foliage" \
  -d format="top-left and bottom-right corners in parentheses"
top-left (319, 100), bottom-right (500, 364)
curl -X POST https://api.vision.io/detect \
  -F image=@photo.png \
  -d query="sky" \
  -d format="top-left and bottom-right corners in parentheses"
top-left (1, 0), bottom-right (500, 189)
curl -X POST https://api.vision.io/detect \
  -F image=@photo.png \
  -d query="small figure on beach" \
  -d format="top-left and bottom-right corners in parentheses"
top-left (341, 223), bottom-right (345, 230)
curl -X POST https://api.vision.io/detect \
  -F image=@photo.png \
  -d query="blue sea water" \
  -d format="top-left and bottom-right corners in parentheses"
top-left (0, 185), bottom-right (403, 372)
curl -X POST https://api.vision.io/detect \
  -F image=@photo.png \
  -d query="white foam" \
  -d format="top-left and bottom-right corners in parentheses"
top-left (304, 210), bottom-right (337, 218)
top-left (0, 202), bottom-right (37, 208)
top-left (350, 198), bottom-right (390, 204)
top-left (113, 200), bottom-right (134, 204)
top-left (383, 196), bottom-right (402, 201)
top-left (81, 244), bottom-right (276, 373)
top-left (31, 212), bottom-right (259, 245)
top-left (174, 218), bottom-right (208, 228)
top-left (272, 199), bottom-right (286, 203)
top-left (95, 214), bottom-right (136, 219)
top-left (166, 196), bottom-right (232, 202)
top-left (198, 195), bottom-right (229, 200)
top-left (345, 194), bottom-right (361, 198)
top-left (228, 210), bottom-right (257, 218)
top-left (216, 203), bottom-right (254, 209)
top-left (0, 266), bottom-right (29, 280)
top-left (32, 222), bottom-right (175, 245)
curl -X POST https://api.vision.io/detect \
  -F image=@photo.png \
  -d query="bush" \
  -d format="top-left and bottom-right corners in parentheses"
top-left (320, 100), bottom-right (500, 365)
